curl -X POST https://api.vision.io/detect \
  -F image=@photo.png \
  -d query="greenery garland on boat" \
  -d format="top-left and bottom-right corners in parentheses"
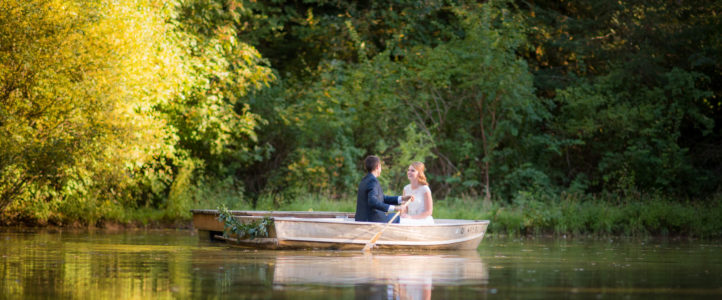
top-left (217, 206), bottom-right (273, 240)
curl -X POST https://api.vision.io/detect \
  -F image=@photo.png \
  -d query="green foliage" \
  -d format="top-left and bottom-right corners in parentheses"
top-left (521, 0), bottom-right (722, 196)
top-left (2, 0), bottom-right (720, 227)
top-left (391, 1), bottom-right (543, 198)
top-left (165, 160), bottom-right (196, 219)
top-left (191, 175), bottom-right (249, 210)
top-left (255, 193), bottom-right (356, 212)
top-left (220, 0), bottom-right (465, 76)
top-left (166, 0), bottom-right (276, 176)
top-left (255, 0), bottom-right (543, 200)
top-left (0, 0), bottom-right (275, 224)
top-left (386, 123), bottom-right (438, 190)
top-left (217, 206), bottom-right (272, 239)
top-left (0, 0), bottom-right (185, 219)
top-left (551, 68), bottom-right (714, 194)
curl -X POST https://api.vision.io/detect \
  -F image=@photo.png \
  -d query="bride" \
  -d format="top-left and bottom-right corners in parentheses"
top-left (400, 162), bottom-right (434, 225)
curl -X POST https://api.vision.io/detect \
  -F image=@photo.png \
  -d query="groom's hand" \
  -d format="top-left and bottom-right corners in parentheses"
top-left (401, 195), bottom-right (414, 203)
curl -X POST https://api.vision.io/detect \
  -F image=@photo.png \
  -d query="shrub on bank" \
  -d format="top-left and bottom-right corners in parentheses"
top-left (451, 193), bottom-right (722, 238)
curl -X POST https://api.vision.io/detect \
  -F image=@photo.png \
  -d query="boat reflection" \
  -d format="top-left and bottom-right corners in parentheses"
top-left (272, 251), bottom-right (487, 300)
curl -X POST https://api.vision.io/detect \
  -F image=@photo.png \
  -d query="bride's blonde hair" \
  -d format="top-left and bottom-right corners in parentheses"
top-left (411, 161), bottom-right (428, 186)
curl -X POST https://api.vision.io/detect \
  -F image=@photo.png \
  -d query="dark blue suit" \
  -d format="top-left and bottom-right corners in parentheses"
top-left (355, 173), bottom-right (401, 223)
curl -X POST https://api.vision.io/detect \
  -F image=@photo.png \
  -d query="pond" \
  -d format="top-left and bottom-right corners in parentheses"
top-left (1, 229), bottom-right (720, 299)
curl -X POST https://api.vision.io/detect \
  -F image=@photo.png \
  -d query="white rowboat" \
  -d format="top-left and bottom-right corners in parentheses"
top-left (191, 209), bottom-right (489, 250)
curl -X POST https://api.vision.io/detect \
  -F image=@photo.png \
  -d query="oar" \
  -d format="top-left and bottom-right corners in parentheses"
top-left (362, 202), bottom-right (408, 252)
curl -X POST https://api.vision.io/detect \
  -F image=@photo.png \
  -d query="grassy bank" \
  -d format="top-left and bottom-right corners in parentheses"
top-left (2, 192), bottom-right (720, 238)
top-left (437, 194), bottom-right (722, 238)
top-left (254, 192), bottom-right (722, 239)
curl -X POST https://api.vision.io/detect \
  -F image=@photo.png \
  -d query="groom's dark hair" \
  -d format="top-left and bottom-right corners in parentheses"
top-left (364, 155), bottom-right (381, 172)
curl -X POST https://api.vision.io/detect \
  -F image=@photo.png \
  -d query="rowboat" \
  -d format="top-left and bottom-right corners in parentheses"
top-left (192, 209), bottom-right (489, 250)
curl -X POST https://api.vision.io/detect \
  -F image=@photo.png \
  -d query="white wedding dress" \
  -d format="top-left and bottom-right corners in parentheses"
top-left (399, 184), bottom-right (434, 225)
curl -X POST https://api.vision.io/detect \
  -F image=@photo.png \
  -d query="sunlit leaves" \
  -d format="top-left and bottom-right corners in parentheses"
top-left (0, 0), bottom-right (185, 218)
top-left (168, 0), bottom-right (276, 177)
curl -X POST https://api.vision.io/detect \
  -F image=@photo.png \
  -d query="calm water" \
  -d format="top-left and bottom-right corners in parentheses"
top-left (1, 229), bottom-right (721, 299)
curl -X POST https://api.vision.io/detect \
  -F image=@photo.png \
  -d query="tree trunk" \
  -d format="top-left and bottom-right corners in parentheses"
top-left (478, 96), bottom-right (491, 202)
top-left (0, 175), bottom-right (31, 213)
top-left (478, 93), bottom-right (500, 203)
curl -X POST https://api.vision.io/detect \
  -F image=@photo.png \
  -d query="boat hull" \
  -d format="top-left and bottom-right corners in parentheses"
top-left (192, 210), bottom-right (489, 250)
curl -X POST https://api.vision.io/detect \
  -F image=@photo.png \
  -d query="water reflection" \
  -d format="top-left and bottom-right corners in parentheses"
top-left (6, 230), bottom-right (720, 299)
top-left (0, 229), bottom-right (202, 299)
top-left (271, 252), bottom-right (487, 299)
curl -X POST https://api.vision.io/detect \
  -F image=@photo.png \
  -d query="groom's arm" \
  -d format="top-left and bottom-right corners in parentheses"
top-left (383, 195), bottom-right (402, 205)
top-left (367, 180), bottom-right (391, 212)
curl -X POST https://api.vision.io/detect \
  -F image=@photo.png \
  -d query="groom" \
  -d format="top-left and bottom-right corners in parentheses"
top-left (355, 155), bottom-right (412, 223)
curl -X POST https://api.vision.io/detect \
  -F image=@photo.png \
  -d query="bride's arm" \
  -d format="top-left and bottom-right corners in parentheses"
top-left (400, 188), bottom-right (409, 216)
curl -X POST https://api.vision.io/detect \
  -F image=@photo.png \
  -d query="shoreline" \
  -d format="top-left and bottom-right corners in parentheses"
top-left (1, 222), bottom-right (718, 241)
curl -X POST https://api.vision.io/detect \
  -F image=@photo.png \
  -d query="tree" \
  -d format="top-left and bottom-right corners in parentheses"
top-left (393, 1), bottom-right (541, 200)
top-left (0, 0), bottom-right (184, 218)
top-left (520, 0), bottom-right (721, 195)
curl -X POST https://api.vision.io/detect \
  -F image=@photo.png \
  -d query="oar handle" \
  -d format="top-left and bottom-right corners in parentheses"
top-left (362, 201), bottom-right (409, 252)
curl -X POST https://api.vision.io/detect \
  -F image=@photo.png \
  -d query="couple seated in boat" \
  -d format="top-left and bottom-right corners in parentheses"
top-left (355, 155), bottom-right (434, 225)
